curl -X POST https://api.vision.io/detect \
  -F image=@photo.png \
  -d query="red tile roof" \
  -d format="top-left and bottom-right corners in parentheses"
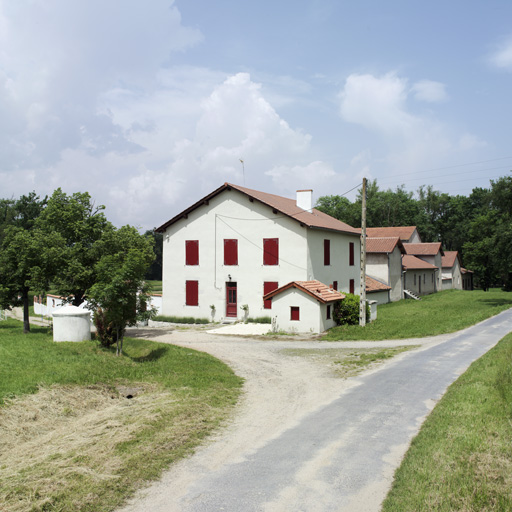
top-left (156, 183), bottom-right (360, 235)
top-left (402, 254), bottom-right (437, 270)
top-left (442, 250), bottom-right (459, 268)
top-left (263, 280), bottom-right (345, 304)
top-left (461, 267), bottom-right (474, 274)
top-left (366, 226), bottom-right (418, 241)
top-left (403, 242), bottom-right (444, 256)
top-left (366, 237), bottom-right (405, 254)
top-left (366, 276), bottom-right (391, 292)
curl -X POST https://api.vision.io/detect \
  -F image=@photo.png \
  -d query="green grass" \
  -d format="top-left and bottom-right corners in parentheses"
top-left (0, 318), bottom-right (243, 511)
top-left (153, 314), bottom-right (210, 324)
top-left (324, 289), bottom-right (512, 341)
top-left (146, 280), bottom-right (162, 293)
top-left (382, 332), bottom-right (512, 511)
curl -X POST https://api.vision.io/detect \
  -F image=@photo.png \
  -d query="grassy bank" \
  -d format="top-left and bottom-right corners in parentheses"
top-left (324, 289), bottom-right (512, 341)
top-left (382, 332), bottom-right (512, 511)
top-left (0, 319), bottom-right (243, 512)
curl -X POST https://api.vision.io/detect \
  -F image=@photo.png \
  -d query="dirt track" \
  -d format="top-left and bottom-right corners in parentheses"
top-left (119, 325), bottom-right (447, 512)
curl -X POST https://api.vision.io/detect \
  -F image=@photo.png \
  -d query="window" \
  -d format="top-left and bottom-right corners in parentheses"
top-left (263, 281), bottom-right (279, 309)
top-left (263, 238), bottom-right (279, 265)
top-left (291, 306), bottom-right (300, 321)
top-left (224, 239), bottom-right (238, 265)
top-left (185, 280), bottom-right (198, 306)
top-left (333, 281), bottom-right (338, 291)
top-left (349, 279), bottom-right (355, 294)
top-left (326, 305), bottom-right (331, 320)
top-left (349, 242), bottom-right (355, 266)
top-left (185, 240), bottom-right (199, 266)
top-left (324, 239), bottom-right (330, 266)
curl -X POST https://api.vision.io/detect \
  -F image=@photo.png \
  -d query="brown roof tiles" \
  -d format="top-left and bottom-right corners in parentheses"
top-left (366, 237), bottom-right (405, 254)
top-left (402, 254), bottom-right (437, 270)
top-left (366, 276), bottom-right (391, 292)
top-left (156, 182), bottom-right (360, 235)
top-left (366, 226), bottom-right (418, 241)
top-left (263, 280), bottom-right (345, 304)
top-left (403, 242), bottom-right (444, 256)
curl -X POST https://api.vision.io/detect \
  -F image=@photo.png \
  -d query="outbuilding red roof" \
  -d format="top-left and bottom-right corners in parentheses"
top-left (156, 183), bottom-right (360, 235)
top-left (366, 226), bottom-right (418, 242)
top-left (403, 242), bottom-right (444, 257)
top-left (263, 280), bottom-right (345, 304)
top-left (442, 250), bottom-right (459, 268)
top-left (366, 276), bottom-right (391, 292)
top-left (402, 255), bottom-right (438, 270)
top-left (366, 237), bottom-right (405, 254)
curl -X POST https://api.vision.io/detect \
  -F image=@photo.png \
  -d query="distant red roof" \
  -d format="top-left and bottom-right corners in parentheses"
top-left (366, 226), bottom-right (418, 242)
top-left (156, 183), bottom-right (360, 235)
top-left (366, 237), bottom-right (405, 254)
top-left (366, 276), bottom-right (391, 292)
top-left (461, 267), bottom-right (474, 274)
top-left (403, 242), bottom-right (444, 257)
top-left (442, 251), bottom-right (459, 268)
top-left (402, 255), bottom-right (437, 270)
top-left (263, 280), bottom-right (345, 304)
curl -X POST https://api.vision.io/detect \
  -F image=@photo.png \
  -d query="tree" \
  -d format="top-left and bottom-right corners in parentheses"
top-left (0, 226), bottom-right (64, 332)
top-left (36, 188), bottom-right (114, 306)
top-left (87, 226), bottom-right (155, 355)
top-left (144, 229), bottom-right (163, 281)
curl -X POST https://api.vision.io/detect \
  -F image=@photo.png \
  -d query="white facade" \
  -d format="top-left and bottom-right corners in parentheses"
top-left (366, 246), bottom-right (403, 302)
top-left (270, 288), bottom-right (337, 333)
top-left (404, 269), bottom-right (437, 296)
top-left (159, 187), bottom-right (361, 322)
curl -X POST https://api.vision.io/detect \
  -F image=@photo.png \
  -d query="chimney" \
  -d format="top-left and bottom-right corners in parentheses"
top-left (296, 189), bottom-right (313, 212)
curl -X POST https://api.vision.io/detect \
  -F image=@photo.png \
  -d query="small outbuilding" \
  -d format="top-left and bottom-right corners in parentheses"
top-left (263, 280), bottom-right (345, 333)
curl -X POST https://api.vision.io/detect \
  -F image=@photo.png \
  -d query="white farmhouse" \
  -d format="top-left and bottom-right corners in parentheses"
top-left (403, 242), bottom-right (444, 291)
top-left (156, 183), bottom-right (361, 324)
top-left (402, 255), bottom-right (438, 296)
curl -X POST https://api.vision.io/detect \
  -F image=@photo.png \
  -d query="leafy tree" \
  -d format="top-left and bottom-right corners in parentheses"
top-left (144, 229), bottom-right (163, 281)
top-left (87, 225), bottom-right (155, 355)
top-left (0, 226), bottom-right (64, 332)
top-left (35, 188), bottom-right (114, 306)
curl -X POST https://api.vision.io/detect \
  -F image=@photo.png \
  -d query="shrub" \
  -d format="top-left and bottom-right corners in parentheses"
top-left (94, 307), bottom-right (122, 347)
top-left (246, 316), bottom-right (272, 324)
top-left (333, 294), bottom-right (370, 326)
top-left (153, 315), bottom-right (209, 324)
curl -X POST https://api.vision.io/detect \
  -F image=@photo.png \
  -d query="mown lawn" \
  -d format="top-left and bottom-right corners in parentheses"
top-left (324, 288), bottom-right (512, 340)
top-left (0, 319), bottom-right (243, 512)
top-left (382, 332), bottom-right (512, 511)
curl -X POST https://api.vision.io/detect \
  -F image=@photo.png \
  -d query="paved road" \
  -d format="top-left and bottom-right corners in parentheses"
top-left (123, 309), bottom-right (512, 512)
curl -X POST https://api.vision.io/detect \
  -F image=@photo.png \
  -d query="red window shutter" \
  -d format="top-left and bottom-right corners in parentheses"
top-left (263, 281), bottom-right (278, 309)
top-left (290, 306), bottom-right (300, 321)
top-left (349, 279), bottom-right (355, 294)
top-left (333, 281), bottom-right (338, 291)
top-left (185, 240), bottom-right (199, 266)
top-left (185, 280), bottom-right (198, 306)
top-left (324, 239), bottom-right (330, 266)
top-left (263, 238), bottom-right (279, 265)
top-left (224, 239), bottom-right (238, 265)
top-left (349, 242), bottom-right (354, 266)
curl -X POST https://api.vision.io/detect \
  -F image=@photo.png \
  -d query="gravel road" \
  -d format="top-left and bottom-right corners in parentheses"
top-left (119, 309), bottom-right (512, 512)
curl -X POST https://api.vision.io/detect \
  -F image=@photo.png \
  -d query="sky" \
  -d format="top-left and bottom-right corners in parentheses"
top-left (1, 0), bottom-right (512, 230)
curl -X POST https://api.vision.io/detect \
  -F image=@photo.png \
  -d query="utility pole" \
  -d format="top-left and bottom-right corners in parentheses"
top-left (239, 159), bottom-right (245, 186)
top-left (359, 177), bottom-right (367, 326)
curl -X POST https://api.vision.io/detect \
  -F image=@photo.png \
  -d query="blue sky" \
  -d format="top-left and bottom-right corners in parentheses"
top-left (1, 0), bottom-right (511, 229)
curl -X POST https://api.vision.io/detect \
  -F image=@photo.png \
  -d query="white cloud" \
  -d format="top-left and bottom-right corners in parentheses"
top-left (411, 80), bottom-right (448, 103)
top-left (339, 72), bottom-right (416, 135)
top-left (489, 36), bottom-right (512, 70)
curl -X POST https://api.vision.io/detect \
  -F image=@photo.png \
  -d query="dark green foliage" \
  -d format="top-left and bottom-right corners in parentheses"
top-left (93, 307), bottom-right (120, 347)
top-left (144, 229), bottom-right (163, 281)
top-left (333, 294), bottom-right (369, 326)
top-left (153, 315), bottom-right (209, 324)
top-left (246, 316), bottom-right (272, 324)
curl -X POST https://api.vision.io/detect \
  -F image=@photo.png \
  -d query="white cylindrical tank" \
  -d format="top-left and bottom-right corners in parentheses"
top-left (53, 305), bottom-right (91, 342)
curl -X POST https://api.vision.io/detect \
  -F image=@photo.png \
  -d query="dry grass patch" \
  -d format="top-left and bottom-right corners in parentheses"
top-left (0, 383), bottom-right (227, 512)
top-left (281, 346), bottom-right (416, 378)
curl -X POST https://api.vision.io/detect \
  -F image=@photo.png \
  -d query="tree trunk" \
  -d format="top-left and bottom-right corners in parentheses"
top-left (22, 288), bottom-right (30, 334)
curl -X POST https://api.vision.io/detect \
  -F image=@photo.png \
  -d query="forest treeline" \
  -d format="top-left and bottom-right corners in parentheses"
top-left (315, 175), bottom-right (512, 291)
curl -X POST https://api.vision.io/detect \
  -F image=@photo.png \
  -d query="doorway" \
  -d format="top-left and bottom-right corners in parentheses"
top-left (226, 282), bottom-right (237, 317)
